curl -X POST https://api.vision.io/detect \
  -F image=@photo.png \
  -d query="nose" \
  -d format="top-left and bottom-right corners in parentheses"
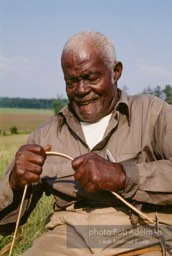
top-left (75, 79), bottom-right (90, 97)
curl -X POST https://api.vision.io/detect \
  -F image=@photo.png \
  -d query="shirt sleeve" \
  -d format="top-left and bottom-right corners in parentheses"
top-left (121, 102), bottom-right (172, 205)
top-left (0, 161), bottom-right (15, 209)
top-left (0, 133), bottom-right (43, 235)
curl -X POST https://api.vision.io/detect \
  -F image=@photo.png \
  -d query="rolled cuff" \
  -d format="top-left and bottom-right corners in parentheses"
top-left (120, 161), bottom-right (139, 199)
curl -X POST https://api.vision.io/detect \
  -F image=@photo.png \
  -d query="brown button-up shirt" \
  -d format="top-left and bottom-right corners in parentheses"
top-left (0, 90), bottom-right (172, 234)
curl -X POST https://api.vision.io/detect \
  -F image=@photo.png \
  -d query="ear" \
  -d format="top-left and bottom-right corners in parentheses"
top-left (113, 61), bottom-right (123, 81)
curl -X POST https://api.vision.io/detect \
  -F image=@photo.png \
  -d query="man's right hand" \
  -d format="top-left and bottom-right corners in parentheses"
top-left (9, 144), bottom-right (51, 190)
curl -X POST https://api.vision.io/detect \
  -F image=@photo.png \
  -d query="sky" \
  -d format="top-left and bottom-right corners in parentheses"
top-left (0, 0), bottom-right (172, 99)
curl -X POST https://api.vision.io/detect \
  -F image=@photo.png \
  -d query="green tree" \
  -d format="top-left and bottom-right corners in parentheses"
top-left (163, 85), bottom-right (172, 104)
top-left (143, 85), bottom-right (154, 95)
top-left (142, 85), bottom-right (172, 104)
top-left (143, 85), bottom-right (165, 100)
top-left (10, 126), bottom-right (18, 134)
top-left (53, 98), bottom-right (68, 115)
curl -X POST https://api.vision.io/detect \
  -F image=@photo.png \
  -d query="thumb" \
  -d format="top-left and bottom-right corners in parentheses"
top-left (72, 155), bottom-right (85, 170)
top-left (43, 144), bottom-right (51, 153)
top-left (72, 156), bottom-right (85, 180)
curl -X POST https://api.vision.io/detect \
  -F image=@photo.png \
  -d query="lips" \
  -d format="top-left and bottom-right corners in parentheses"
top-left (76, 98), bottom-right (97, 106)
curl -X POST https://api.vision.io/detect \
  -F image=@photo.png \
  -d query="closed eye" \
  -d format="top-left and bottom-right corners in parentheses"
top-left (65, 72), bottom-right (101, 87)
top-left (82, 72), bottom-right (101, 84)
top-left (65, 77), bottom-right (79, 87)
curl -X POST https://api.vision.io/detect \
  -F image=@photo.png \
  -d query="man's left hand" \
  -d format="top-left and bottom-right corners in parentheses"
top-left (72, 152), bottom-right (126, 193)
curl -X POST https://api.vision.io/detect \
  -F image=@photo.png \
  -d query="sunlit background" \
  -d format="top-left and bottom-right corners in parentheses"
top-left (0, 0), bottom-right (172, 98)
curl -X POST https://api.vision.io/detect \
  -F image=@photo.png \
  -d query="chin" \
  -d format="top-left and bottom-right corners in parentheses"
top-left (72, 102), bottom-right (104, 123)
top-left (78, 113), bottom-right (102, 123)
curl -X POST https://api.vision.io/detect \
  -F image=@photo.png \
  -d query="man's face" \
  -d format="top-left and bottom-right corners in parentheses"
top-left (61, 47), bottom-right (117, 123)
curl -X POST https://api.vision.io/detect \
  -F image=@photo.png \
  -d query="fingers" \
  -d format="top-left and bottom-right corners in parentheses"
top-left (72, 152), bottom-right (126, 193)
top-left (10, 144), bottom-right (51, 190)
top-left (72, 155), bottom-right (86, 180)
top-left (14, 168), bottom-right (41, 187)
top-left (72, 154), bottom-right (85, 169)
top-left (72, 153), bottom-right (101, 192)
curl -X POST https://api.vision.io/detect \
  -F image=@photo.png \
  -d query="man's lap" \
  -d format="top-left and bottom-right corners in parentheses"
top-left (21, 207), bottom-right (172, 256)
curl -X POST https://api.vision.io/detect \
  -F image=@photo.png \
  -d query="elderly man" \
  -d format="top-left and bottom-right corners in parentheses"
top-left (0, 31), bottom-right (172, 256)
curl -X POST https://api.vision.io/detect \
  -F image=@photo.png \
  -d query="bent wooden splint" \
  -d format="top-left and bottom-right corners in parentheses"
top-left (8, 151), bottom-right (171, 256)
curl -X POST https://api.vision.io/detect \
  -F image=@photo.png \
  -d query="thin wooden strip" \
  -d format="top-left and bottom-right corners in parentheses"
top-left (46, 151), bottom-right (73, 161)
top-left (111, 191), bottom-right (155, 224)
top-left (9, 184), bottom-right (28, 256)
top-left (7, 151), bottom-right (171, 256)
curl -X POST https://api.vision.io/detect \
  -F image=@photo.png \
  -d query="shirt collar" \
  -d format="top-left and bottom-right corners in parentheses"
top-left (57, 89), bottom-right (131, 130)
top-left (115, 89), bottom-right (130, 126)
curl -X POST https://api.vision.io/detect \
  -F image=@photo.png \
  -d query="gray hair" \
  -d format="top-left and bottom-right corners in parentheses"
top-left (61, 31), bottom-right (117, 70)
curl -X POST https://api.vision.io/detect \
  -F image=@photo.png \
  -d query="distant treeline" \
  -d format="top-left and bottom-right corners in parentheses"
top-left (0, 97), bottom-right (68, 112)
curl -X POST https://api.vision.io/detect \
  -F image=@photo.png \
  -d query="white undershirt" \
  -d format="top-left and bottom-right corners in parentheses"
top-left (80, 113), bottom-right (112, 149)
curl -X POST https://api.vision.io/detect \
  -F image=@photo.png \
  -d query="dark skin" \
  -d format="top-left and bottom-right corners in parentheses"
top-left (9, 42), bottom-right (126, 193)
top-left (73, 153), bottom-right (125, 192)
top-left (61, 45), bottom-right (121, 123)
top-left (9, 144), bottom-right (51, 190)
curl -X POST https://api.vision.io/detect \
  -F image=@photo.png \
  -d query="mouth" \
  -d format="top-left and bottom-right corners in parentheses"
top-left (76, 99), bottom-right (97, 106)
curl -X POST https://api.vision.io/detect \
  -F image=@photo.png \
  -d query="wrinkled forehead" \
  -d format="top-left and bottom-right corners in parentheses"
top-left (61, 43), bottom-right (101, 66)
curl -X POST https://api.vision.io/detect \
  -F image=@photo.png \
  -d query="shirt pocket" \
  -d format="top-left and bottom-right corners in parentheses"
top-left (115, 151), bottom-right (142, 163)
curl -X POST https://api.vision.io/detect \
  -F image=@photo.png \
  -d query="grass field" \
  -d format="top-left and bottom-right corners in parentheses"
top-left (0, 108), bottom-right (53, 135)
top-left (0, 109), bottom-right (53, 255)
top-left (0, 134), bottom-right (29, 177)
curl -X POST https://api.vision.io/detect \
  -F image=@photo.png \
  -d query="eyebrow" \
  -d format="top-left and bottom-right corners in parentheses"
top-left (65, 71), bottom-right (100, 80)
